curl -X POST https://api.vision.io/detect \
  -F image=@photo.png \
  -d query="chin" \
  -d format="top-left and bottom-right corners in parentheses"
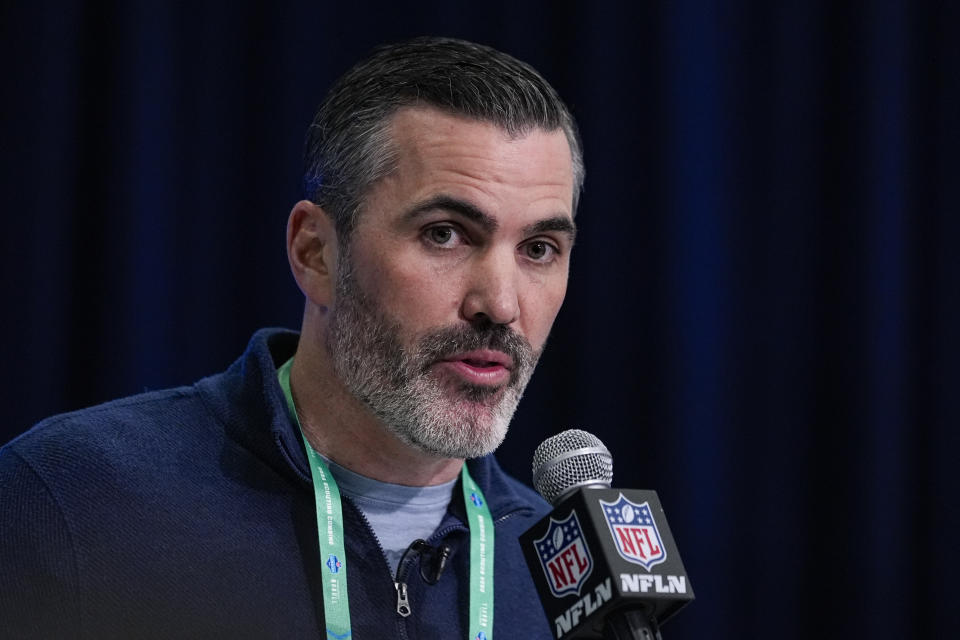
top-left (393, 402), bottom-right (513, 460)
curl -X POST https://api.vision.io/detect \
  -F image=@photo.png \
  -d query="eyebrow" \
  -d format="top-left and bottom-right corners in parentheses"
top-left (525, 216), bottom-right (577, 244)
top-left (402, 194), bottom-right (577, 242)
top-left (402, 195), bottom-right (499, 234)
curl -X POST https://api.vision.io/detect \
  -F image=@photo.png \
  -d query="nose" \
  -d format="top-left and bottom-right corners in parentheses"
top-left (461, 249), bottom-right (520, 326)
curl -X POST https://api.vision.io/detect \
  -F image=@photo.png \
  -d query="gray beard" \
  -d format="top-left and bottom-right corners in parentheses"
top-left (325, 255), bottom-right (539, 459)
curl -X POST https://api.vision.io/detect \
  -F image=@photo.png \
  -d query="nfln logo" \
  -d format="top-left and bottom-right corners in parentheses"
top-left (600, 494), bottom-right (667, 570)
top-left (533, 511), bottom-right (594, 598)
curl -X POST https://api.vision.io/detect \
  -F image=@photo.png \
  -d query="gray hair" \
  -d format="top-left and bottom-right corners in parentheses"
top-left (302, 36), bottom-right (584, 239)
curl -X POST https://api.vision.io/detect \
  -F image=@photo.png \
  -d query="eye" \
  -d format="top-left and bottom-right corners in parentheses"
top-left (423, 224), bottom-right (464, 248)
top-left (424, 226), bottom-right (458, 245)
top-left (522, 240), bottom-right (558, 262)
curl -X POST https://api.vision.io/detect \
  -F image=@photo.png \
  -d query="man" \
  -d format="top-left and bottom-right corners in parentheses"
top-left (0, 37), bottom-right (583, 638)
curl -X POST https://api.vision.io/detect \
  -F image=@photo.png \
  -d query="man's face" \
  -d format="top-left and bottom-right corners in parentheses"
top-left (326, 107), bottom-right (575, 459)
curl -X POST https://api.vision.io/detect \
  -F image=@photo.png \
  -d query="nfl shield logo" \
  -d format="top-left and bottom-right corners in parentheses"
top-left (532, 511), bottom-right (594, 598)
top-left (326, 554), bottom-right (342, 574)
top-left (600, 494), bottom-right (667, 570)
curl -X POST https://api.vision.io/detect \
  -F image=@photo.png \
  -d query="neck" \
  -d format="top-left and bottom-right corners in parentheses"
top-left (288, 337), bottom-right (463, 487)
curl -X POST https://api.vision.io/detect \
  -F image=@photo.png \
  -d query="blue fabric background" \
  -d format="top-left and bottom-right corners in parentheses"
top-left (2, 2), bottom-right (957, 637)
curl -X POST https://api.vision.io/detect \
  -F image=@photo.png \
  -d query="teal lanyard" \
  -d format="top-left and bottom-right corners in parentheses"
top-left (278, 358), bottom-right (495, 640)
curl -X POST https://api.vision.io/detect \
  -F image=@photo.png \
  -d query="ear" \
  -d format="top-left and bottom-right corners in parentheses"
top-left (287, 200), bottom-right (339, 308)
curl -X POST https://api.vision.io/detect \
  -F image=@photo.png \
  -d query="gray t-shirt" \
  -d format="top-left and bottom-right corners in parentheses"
top-left (325, 458), bottom-right (457, 577)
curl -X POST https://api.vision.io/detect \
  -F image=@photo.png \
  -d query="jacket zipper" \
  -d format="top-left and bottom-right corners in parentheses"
top-left (307, 475), bottom-right (535, 637)
top-left (394, 581), bottom-right (411, 617)
top-left (340, 497), bottom-right (413, 640)
top-left (393, 541), bottom-right (421, 619)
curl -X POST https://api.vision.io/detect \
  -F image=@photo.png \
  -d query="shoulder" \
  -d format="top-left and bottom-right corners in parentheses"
top-left (0, 393), bottom-right (213, 634)
top-left (0, 383), bottom-right (234, 527)
top-left (3, 327), bottom-right (299, 470)
top-left (5, 385), bottom-right (210, 468)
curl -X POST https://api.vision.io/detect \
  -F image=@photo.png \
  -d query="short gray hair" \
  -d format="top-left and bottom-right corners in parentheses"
top-left (302, 37), bottom-right (584, 239)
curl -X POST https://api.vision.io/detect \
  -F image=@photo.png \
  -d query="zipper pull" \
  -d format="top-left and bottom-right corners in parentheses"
top-left (395, 581), bottom-right (411, 617)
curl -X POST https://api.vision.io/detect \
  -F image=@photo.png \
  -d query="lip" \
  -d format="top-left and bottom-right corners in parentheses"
top-left (434, 350), bottom-right (514, 386)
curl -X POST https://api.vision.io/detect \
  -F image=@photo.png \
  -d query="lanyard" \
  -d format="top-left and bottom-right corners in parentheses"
top-left (278, 358), bottom-right (495, 640)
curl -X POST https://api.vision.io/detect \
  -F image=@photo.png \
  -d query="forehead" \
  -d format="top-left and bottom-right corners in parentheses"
top-left (377, 107), bottom-right (575, 217)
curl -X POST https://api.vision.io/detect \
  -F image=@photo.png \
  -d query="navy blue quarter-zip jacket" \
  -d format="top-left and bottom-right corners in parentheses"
top-left (0, 329), bottom-right (554, 639)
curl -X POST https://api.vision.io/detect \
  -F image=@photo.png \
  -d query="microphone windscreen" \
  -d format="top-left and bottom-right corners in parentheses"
top-left (531, 429), bottom-right (613, 504)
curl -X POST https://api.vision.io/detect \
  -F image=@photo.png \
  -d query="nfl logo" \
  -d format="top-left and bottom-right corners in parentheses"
top-left (532, 511), bottom-right (594, 598)
top-left (326, 554), bottom-right (342, 574)
top-left (600, 494), bottom-right (667, 570)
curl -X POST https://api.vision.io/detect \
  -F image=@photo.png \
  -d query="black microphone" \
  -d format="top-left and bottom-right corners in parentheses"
top-left (520, 430), bottom-right (694, 639)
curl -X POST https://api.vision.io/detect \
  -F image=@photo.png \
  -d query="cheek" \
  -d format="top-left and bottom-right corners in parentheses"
top-left (361, 257), bottom-right (462, 327)
top-left (519, 277), bottom-right (568, 348)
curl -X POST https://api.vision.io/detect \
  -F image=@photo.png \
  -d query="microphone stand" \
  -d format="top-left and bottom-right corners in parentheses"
top-left (602, 608), bottom-right (663, 640)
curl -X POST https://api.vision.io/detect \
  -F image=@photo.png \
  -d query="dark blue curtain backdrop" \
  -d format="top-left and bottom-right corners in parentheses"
top-left (2, 1), bottom-right (958, 637)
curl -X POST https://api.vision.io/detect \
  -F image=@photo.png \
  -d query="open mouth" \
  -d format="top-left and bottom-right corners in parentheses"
top-left (435, 350), bottom-right (513, 386)
top-left (448, 349), bottom-right (513, 369)
top-left (461, 358), bottom-right (506, 369)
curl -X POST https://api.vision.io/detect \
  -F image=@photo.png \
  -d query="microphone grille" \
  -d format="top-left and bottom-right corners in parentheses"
top-left (532, 429), bottom-right (613, 504)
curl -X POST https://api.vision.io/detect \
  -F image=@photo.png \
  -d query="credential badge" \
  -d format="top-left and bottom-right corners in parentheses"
top-left (600, 494), bottom-right (667, 570)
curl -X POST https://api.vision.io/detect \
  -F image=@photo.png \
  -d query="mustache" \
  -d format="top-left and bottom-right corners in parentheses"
top-left (414, 322), bottom-right (535, 372)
